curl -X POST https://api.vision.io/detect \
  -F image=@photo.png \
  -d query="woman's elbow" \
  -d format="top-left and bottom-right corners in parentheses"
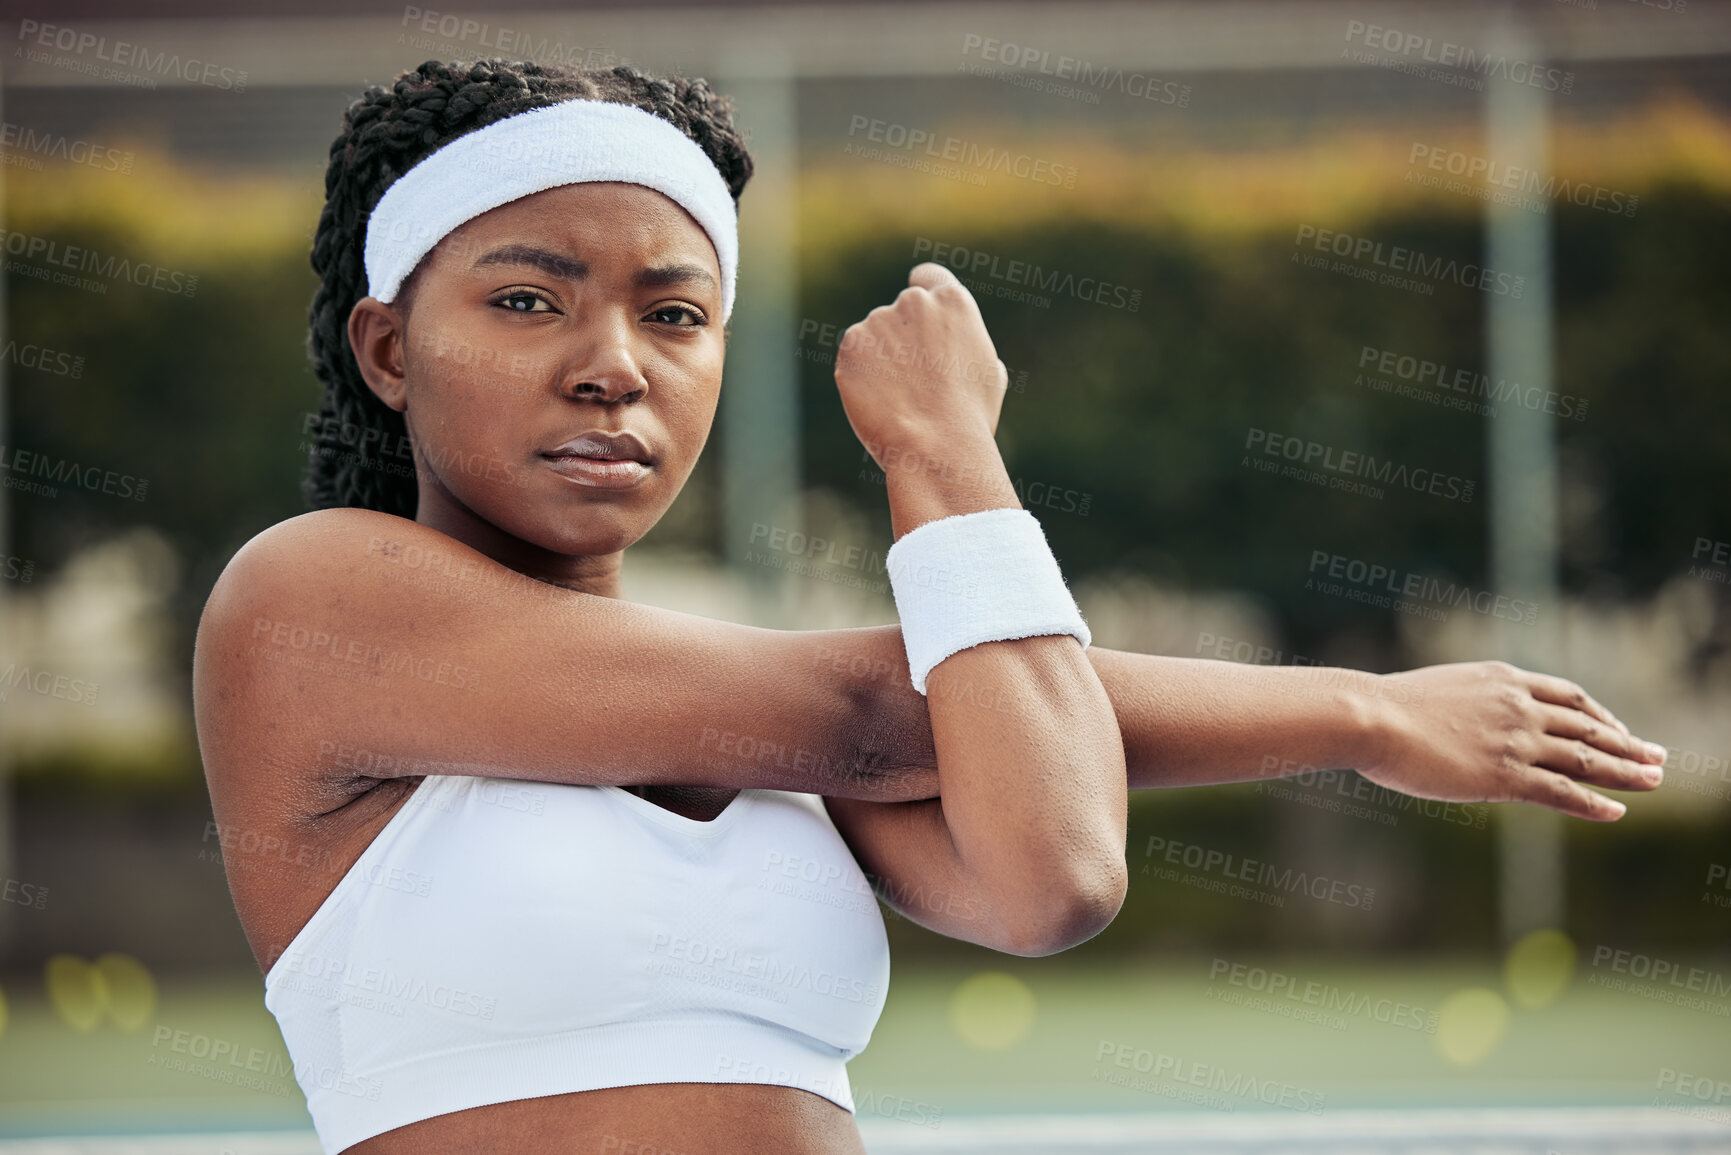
top-left (993, 853), bottom-right (1128, 958)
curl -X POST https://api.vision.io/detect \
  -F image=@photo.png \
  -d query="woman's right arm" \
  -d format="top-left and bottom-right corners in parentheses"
top-left (193, 505), bottom-right (940, 804)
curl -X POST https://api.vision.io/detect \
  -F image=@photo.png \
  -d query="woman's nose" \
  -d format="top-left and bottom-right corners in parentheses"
top-left (557, 314), bottom-right (648, 403)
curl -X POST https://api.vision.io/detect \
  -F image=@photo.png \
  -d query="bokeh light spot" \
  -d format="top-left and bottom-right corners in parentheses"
top-left (948, 971), bottom-right (1036, 1051)
top-left (44, 955), bottom-right (104, 1033)
top-left (1505, 928), bottom-right (1575, 1010)
top-left (94, 953), bottom-right (158, 1032)
top-left (1435, 986), bottom-right (1510, 1067)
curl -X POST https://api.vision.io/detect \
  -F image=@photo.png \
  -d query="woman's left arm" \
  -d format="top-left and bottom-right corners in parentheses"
top-left (828, 638), bottom-right (1665, 948)
top-left (1088, 649), bottom-right (1664, 815)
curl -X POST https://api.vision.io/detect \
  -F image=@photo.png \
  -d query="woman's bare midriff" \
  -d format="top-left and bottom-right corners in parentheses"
top-left (219, 771), bottom-right (866, 1155)
top-left (347, 1082), bottom-right (866, 1154)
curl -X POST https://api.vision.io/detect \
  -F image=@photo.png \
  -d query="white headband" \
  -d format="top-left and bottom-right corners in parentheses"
top-left (363, 99), bottom-right (739, 323)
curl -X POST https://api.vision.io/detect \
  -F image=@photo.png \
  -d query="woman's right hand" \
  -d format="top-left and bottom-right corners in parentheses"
top-left (833, 263), bottom-right (1018, 538)
top-left (833, 262), bottom-right (1010, 477)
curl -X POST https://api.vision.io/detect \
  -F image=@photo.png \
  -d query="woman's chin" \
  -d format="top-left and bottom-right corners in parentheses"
top-left (526, 512), bottom-right (655, 559)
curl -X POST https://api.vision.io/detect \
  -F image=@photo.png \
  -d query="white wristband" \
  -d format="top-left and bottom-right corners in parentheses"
top-left (885, 507), bottom-right (1091, 695)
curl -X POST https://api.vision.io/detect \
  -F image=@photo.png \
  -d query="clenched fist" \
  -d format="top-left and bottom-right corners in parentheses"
top-left (834, 263), bottom-right (1010, 476)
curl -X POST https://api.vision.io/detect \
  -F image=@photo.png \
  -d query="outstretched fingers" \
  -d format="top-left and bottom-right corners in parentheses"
top-left (1536, 704), bottom-right (1665, 790)
top-left (1528, 731), bottom-right (1659, 797)
top-left (1521, 670), bottom-right (1629, 735)
top-left (1506, 764), bottom-right (1628, 822)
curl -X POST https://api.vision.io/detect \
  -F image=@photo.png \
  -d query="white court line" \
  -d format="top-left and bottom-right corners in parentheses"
top-left (858, 1106), bottom-right (1731, 1152)
top-left (0, 1109), bottom-right (1726, 1154)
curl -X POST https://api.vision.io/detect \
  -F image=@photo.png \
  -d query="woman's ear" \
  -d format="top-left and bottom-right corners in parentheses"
top-left (348, 298), bottom-right (409, 413)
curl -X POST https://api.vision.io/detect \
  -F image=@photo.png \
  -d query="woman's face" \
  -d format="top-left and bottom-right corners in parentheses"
top-left (348, 180), bottom-right (727, 592)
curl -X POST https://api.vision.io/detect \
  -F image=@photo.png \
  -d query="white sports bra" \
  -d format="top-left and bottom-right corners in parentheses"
top-left (262, 775), bottom-right (891, 1153)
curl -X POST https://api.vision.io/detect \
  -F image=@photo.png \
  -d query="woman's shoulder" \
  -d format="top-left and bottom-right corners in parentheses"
top-left (202, 507), bottom-right (440, 618)
top-left (193, 508), bottom-right (419, 688)
top-left (224, 507), bottom-right (420, 579)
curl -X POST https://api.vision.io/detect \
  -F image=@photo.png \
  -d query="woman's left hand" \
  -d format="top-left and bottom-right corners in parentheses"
top-left (1362, 660), bottom-right (1666, 821)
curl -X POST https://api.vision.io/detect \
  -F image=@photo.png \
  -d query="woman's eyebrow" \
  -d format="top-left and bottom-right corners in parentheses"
top-left (635, 263), bottom-right (718, 293)
top-left (468, 247), bottom-right (715, 295)
top-left (471, 244), bottom-right (588, 281)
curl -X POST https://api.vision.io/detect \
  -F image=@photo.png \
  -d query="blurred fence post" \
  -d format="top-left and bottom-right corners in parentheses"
top-left (0, 73), bottom-right (14, 961)
top-left (1484, 22), bottom-right (1564, 947)
top-left (714, 53), bottom-right (802, 628)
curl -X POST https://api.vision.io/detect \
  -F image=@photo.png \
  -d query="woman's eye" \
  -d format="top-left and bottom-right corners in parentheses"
top-left (648, 304), bottom-right (706, 327)
top-left (495, 291), bottom-right (553, 313)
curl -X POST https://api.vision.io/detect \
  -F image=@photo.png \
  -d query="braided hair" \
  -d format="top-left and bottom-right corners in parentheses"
top-left (302, 58), bottom-right (754, 516)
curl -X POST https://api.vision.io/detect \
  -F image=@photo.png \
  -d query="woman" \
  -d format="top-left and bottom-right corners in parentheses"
top-left (191, 58), bottom-right (1665, 1154)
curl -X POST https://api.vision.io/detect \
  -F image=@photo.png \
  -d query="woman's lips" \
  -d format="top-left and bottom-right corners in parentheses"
top-left (541, 453), bottom-right (650, 488)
